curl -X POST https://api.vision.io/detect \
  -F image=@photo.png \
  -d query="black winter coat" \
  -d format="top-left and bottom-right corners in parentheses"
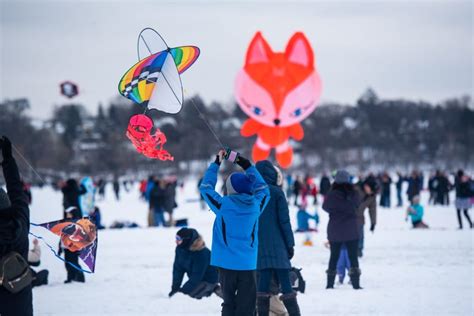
top-left (172, 236), bottom-right (218, 295)
top-left (322, 186), bottom-right (361, 242)
top-left (320, 176), bottom-right (331, 196)
top-left (149, 185), bottom-right (167, 210)
top-left (0, 157), bottom-right (33, 316)
top-left (61, 179), bottom-right (86, 214)
top-left (256, 161), bottom-right (295, 270)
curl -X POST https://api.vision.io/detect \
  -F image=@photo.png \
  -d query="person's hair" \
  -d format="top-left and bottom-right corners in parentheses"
top-left (330, 182), bottom-right (354, 197)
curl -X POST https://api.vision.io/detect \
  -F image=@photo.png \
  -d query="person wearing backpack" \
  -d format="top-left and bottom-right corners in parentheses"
top-left (199, 149), bottom-right (270, 316)
top-left (0, 136), bottom-right (33, 316)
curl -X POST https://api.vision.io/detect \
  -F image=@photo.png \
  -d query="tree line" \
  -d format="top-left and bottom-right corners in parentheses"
top-left (0, 89), bottom-right (472, 182)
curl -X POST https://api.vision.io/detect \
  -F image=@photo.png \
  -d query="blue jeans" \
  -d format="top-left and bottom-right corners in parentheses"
top-left (336, 246), bottom-right (351, 281)
top-left (153, 207), bottom-right (166, 227)
top-left (258, 268), bottom-right (293, 294)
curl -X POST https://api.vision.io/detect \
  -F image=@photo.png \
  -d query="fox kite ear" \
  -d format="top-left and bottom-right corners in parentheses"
top-left (285, 32), bottom-right (314, 68)
top-left (245, 32), bottom-right (273, 65)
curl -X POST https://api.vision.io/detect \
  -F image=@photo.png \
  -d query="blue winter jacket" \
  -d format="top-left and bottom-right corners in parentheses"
top-left (256, 160), bottom-right (295, 270)
top-left (200, 162), bottom-right (270, 270)
top-left (408, 204), bottom-right (424, 223)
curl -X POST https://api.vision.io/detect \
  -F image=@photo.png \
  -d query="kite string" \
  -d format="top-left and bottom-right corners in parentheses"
top-left (28, 228), bottom-right (93, 274)
top-left (12, 144), bottom-right (47, 185)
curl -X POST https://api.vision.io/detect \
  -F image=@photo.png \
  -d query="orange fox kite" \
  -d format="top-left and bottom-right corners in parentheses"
top-left (235, 32), bottom-right (322, 168)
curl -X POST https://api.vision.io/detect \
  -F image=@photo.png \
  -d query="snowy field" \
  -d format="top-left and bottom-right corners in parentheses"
top-left (29, 179), bottom-right (473, 316)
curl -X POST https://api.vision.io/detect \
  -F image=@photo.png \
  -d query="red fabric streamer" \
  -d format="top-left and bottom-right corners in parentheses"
top-left (126, 114), bottom-right (174, 161)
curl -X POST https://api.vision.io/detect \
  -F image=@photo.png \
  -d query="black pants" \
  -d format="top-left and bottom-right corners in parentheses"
top-left (457, 209), bottom-right (473, 228)
top-left (65, 249), bottom-right (85, 282)
top-left (218, 268), bottom-right (256, 316)
top-left (0, 285), bottom-right (33, 316)
top-left (328, 239), bottom-right (359, 271)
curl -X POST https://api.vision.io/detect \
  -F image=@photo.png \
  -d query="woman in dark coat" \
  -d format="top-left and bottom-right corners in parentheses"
top-left (255, 160), bottom-right (300, 316)
top-left (169, 228), bottom-right (219, 299)
top-left (322, 170), bottom-right (362, 290)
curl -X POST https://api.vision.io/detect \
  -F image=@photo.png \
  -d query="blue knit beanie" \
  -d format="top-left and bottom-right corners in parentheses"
top-left (225, 173), bottom-right (252, 195)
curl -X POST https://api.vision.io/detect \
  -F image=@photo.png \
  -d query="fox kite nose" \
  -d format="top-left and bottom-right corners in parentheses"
top-left (274, 119), bottom-right (281, 126)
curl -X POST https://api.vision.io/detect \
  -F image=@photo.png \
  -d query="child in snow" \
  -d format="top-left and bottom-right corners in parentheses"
top-left (28, 239), bottom-right (49, 287)
top-left (169, 228), bottom-right (220, 300)
top-left (406, 195), bottom-right (429, 228)
top-left (296, 201), bottom-right (319, 232)
top-left (199, 149), bottom-right (270, 316)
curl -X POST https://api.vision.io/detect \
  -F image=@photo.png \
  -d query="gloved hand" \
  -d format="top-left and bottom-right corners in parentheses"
top-left (288, 246), bottom-right (295, 259)
top-left (168, 288), bottom-right (179, 298)
top-left (235, 155), bottom-right (251, 170)
top-left (214, 149), bottom-right (226, 166)
top-left (0, 136), bottom-right (13, 162)
top-left (370, 223), bottom-right (376, 233)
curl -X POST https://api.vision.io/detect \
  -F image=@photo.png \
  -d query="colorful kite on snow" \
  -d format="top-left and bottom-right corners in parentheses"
top-left (36, 217), bottom-right (98, 273)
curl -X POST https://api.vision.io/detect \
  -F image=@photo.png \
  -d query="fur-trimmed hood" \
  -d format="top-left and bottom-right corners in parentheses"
top-left (189, 235), bottom-right (206, 251)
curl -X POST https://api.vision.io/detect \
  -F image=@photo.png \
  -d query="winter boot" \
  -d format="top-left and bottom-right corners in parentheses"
top-left (257, 292), bottom-right (271, 316)
top-left (326, 269), bottom-right (337, 289)
top-left (280, 292), bottom-right (301, 316)
top-left (349, 267), bottom-right (362, 290)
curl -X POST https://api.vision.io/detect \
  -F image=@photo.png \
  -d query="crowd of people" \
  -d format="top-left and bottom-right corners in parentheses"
top-left (1, 136), bottom-right (473, 316)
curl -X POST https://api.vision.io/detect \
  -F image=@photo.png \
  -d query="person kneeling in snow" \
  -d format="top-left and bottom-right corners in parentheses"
top-left (200, 149), bottom-right (270, 316)
top-left (28, 238), bottom-right (49, 287)
top-left (169, 228), bottom-right (220, 299)
top-left (405, 195), bottom-right (429, 229)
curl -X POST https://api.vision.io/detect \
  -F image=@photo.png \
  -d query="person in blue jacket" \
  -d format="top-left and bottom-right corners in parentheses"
top-left (199, 149), bottom-right (270, 316)
top-left (405, 195), bottom-right (429, 228)
top-left (255, 160), bottom-right (300, 316)
top-left (169, 228), bottom-right (220, 299)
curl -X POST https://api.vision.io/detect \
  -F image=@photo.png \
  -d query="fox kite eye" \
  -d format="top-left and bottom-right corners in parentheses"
top-left (252, 106), bottom-right (265, 116)
top-left (291, 108), bottom-right (302, 117)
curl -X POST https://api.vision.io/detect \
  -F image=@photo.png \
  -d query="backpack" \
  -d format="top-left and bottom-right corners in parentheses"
top-left (0, 252), bottom-right (32, 293)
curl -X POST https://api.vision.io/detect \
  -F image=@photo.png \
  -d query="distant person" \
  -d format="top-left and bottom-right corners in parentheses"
top-left (59, 206), bottom-right (85, 283)
top-left (295, 201), bottom-right (319, 247)
top-left (164, 178), bottom-right (178, 226)
top-left (139, 179), bottom-right (147, 200)
top-left (319, 173), bottom-right (331, 200)
top-left (113, 178), bottom-right (120, 200)
top-left (405, 195), bottom-right (429, 228)
top-left (61, 178), bottom-right (86, 213)
top-left (292, 176), bottom-right (302, 206)
top-left (428, 173), bottom-right (436, 205)
top-left (323, 170), bottom-right (362, 290)
top-left (97, 178), bottom-right (106, 200)
top-left (379, 172), bottom-right (392, 208)
top-left (91, 206), bottom-right (105, 230)
top-left (355, 178), bottom-right (377, 258)
top-left (149, 179), bottom-right (167, 227)
top-left (396, 172), bottom-right (404, 207)
top-left (169, 228), bottom-right (220, 299)
top-left (255, 160), bottom-right (300, 316)
top-left (285, 174), bottom-right (293, 200)
top-left (200, 149), bottom-right (270, 316)
top-left (28, 239), bottom-right (49, 287)
top-left (0, 136), bottom-right (33, 316)
top-left (454, 170), bottom-right (473, 229)
top-left (407, 171), bottom-right (422, 204)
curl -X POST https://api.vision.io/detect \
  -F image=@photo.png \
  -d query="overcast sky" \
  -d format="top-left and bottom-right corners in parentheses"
top-left (1, 0), bottom-right (472, 119)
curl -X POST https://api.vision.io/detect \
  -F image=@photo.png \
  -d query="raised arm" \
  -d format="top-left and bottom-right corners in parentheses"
top-left (0, 137), bottom-right (29, 221)
top-left (199, 155), bottom-right (224, 214)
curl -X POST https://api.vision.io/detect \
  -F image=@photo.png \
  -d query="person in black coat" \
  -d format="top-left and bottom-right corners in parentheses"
top-left (61, 178), bottom-right (86, 214)
top-left (319, 173), bottom-right (331, 198)
top-left (454, 170), bottom-right (473, 229)
top-left (0, 136), bottom-right (33, 316)
top-left (169, 228), bottom-right (220, 299)
top-left (322, 170), bottom-right (362, 290)
top-left (149, 179), bottom-right (167, 227)
top-left (407, 171), bottom-right (422, 203)
top-left (255, 161), bottom-right (300, 316)
top-left (60, 206), bottom-right (85, 283)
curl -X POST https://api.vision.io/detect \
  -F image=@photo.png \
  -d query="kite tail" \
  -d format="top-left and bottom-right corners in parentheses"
top-left (29, 224), bottom-right (93, 274)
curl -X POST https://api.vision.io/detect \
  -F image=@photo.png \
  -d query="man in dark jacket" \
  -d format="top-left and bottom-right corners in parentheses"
top-left (169, 228), bottom-right (220, 299)
top-left (255, 161), bottom-right (299, 316)
top-left (0, 136), bottom-right (33, 316)
top-left (322, 170), bottom-right (362, 290)
top-left (319, 173), bottom-right (331, 198)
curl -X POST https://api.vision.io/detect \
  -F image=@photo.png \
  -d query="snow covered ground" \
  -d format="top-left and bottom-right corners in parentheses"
top-left (29, 180), bottom-right (473, 315)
